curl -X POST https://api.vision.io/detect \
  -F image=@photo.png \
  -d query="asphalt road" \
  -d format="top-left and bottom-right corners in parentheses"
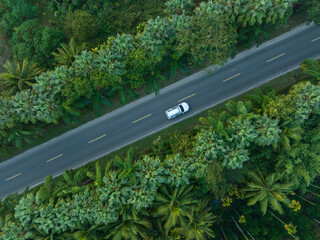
top-left (1, 23), bottom-right (320, 199)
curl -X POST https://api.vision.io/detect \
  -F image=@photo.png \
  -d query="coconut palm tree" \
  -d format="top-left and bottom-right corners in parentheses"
top-left (0, 59), bottom-right (42, 97)
top-left (52, 38), bottom-right (86, 66)
top-left (69, 223), bottom-right (107, 240)
top-left (54, 167), bottom-right (90, 197)
top-left (301, 58), bottom-right (320, 81)
top-left (197, 110), bottom-right (231, 137)
top-left (247, 87), bottom-right (276, 113)
top-left (105, 205), bottom-right (152, 240)
top-left (86, 159), bottom-right (113, 188)
top-left (241, 171), bottom-right (294, 215)
top-left (151, 184), bottom-right (198, 237)
top-left (174, 200), bottom-right (216, 240)
top-left (2, 124), bottom-right (33, 149)
top-left (114, 147), bottom-right (138, 184)
top-left (273, 120), bottom-right (304, 151)
top-left (225, 100), bottom-right (252, 117)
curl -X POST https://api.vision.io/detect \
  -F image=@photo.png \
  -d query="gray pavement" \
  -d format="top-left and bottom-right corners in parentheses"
top-left (1, 22), bottom-right (320, 199)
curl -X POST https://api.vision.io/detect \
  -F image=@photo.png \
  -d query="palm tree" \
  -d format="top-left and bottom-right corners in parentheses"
top-left (174, 200), bottom-right (216, 240)
top-left (54, 167), bottom-right (89, 197)
top-left (69, 223), bottom-right (107, 240)
top-left (113, 147), bottom-right (138, 184)
top-left (241, 171), bottom-right (294, 215)
top-left (146, 70), bottom-right (166, 95)
top-left (225, 100), bottom-right (252, 117)
top-left (198, 110), bottom-right (231, 137)
top-left (247, 87), bottom-right (276, 113)
top-left (301, 58), bottom-right (320, 81)
top-left (36, 175), bottom-right (55, 204)
top-left (86, 159), bottom-right (113, 188)
top-left (52, 38), bottom-right (86, 66)
top-left (105, 205), bottom-right (152, 240)
top-left (29, 225), bottom-right (69, 240)
top-left (151, 184), bottom-right (198, 237)
top-left (3, 124), bottom-right (33, 149)
top-left (0, 193), bottom-right (20, 222)
top-left (0, 59), bottom-right (42, 97)
top-left (274, 120), bottom-right (304, 151)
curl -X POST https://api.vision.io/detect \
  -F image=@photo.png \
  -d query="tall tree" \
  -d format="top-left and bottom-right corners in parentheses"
top-left (241, 171), bottom-right (294, 215)
top-left (198, 110), bottom-right (231, 138)
top-left (52, 38), bottom-right (86, 66)
top-left (247, 87), bottom-right (276, 114)
top-left (275, 120), bottom-right (304, 151)
top-left (151, 184), bottom-right (198, 237)
top-left (70, 223), bottom-right (107, 240)
top-left (63, 10), bottom-right (97, 44)
top-left (276, 140), bottom-right (320, 193)
top-left (105, 206), bottom-right (152, 240)
top-left (301, 58), bottom-right (320, 82)
top-left (176, 1), bottom-right (237, 66)
top-left (0, 59), bottom-right (42, 97)
top-left (174, 200), bottom-right (216, 240)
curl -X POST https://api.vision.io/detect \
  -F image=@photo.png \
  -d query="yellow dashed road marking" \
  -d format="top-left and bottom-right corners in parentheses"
top-left (311, 36), bottom-right (320, 42)
top-left (266, 53), bottom-right (286, 63)
top-left (223, 73), bottom-right (241, 82)
top-left (132, 114), bottom-right (152, 123)
top-left (178, 93), bottom-right (196, 102)
top-left (88, 134), bottom-right (107, 143)
top-left (47, 154), bottom-right (63, 163)
top-left (5, 173), bottom-right (21, 181)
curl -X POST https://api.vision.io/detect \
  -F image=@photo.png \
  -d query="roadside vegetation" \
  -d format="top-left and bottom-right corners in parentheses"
top-left (1, 0), bottom-right (320, 239)
top-left (1, 58), bottom-right (320, 239)
top-left (0, 0), bottom-right (318, 159)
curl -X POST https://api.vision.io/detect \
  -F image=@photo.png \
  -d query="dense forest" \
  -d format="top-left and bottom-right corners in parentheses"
top-left (0, 0), bottom-right (319, 157)
top-left (0, 0), bottom-right (320, 239)
top-left (1, 58), bottom-right (320, 239)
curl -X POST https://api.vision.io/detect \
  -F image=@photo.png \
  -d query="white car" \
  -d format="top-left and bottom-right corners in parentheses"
top-left (165, 102), bottom-right (189, 120)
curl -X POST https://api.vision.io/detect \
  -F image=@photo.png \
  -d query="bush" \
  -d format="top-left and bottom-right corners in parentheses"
top-left (63, 10), bottom-right (97, 44)
top-left (10, 19), bottom-right (63, 67)
top-left (0, 0), bottom-right (40, 36)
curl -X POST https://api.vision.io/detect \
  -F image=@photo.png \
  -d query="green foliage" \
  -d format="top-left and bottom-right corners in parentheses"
top-left (136, 155), bottom-right (166, 190)
top-left (151, 184), bottom-right (198, 237)
top-left (0, 0), bottom-right (40, 36)
top-left (174, 200), bottom-right (216, 240)
top-left (301, 58), bottom-right (320, 82)
top-left (52, 38), bottom-right (86, 66)
top-left (2, 0), bottom-right (320, 238)
top-left (254, 114), bottom-right (281, 147)
top-left (164, 154), bottom-right (194, 186)
top-left (247, 87), bottom-right (276, 113)
top-left (165, 0), bottom-right (194, 15)
top-left (241, 171), bottom-right (294, 215)
top-left (105, 206), bottom-right (152, 240)
top-left (205, 160), bottom-right (230, 198)
top-left (63, 10), bottom-right (97, 44)
top-left (114, 147), bottom-right (138, 183)
top-left (9, 19), bottom-right (64, 67)
top-left (306, 0), bottom-right (320, 24)
top-left (0, 59), bottom-right (42, 97)
top-left (276, 140), bottom-right (320, 193)
top-left (176, 1), bottom-right (237, 66)
top-left (197, 110), bottom-right (231, 137)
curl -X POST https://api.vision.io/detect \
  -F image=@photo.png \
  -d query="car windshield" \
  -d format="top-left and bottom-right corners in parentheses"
top-left (179, 105), bottom-right (184, 112)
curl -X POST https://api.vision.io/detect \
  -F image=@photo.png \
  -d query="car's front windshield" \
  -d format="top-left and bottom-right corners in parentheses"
top-left (179, 105), bottom-right (184, 112)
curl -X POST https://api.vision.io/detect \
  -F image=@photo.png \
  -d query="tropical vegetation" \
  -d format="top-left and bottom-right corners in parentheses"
top-left (1, 0), bottom-right (320, 239)
top-left (1, 57), bottom-right (320, 239)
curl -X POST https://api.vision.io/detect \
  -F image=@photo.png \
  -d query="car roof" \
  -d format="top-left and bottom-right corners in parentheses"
top-left (180, 102), bottom-right (189, 112)
top-left (167, 106), bottom-right (180, 117)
